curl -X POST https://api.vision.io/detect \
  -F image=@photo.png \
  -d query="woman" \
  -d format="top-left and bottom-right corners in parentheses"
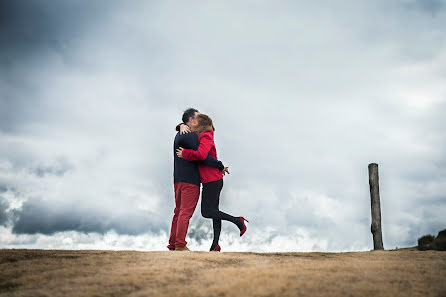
top-left (176, 113), bottom-right (248, 252)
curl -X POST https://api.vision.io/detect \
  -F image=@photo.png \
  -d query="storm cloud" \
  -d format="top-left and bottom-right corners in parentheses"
top-left (11, 197), bottom-right (163, 235)
top-left (1, 0), bottom-right (445, 251)
top-left (0, 197), bottom-right (9, 226)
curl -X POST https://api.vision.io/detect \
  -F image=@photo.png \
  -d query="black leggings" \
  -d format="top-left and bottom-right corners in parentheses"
top-left (201, 179), bottom-right (242, 250)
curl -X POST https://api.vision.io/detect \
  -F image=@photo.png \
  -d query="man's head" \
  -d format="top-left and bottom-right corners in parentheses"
top-left (182, 108), bottom-right (199, 126)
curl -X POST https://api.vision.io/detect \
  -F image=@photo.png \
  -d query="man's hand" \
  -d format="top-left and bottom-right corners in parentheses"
top-left (176, 147), bottom-right (184, 158)
top-left (180, 124), bottom-right (191, 134)
top-left (222, 167), bottom-right (230, 176)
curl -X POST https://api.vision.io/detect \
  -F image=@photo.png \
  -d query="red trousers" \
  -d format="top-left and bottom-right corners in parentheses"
top-left (168, 182), bottom-right (200, 247)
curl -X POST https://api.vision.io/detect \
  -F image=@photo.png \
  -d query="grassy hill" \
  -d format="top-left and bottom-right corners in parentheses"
top-left (0, 248), bottom-right (445, 297)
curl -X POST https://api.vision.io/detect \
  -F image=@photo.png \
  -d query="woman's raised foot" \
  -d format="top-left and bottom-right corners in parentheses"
top-left (239, 217), bottom-right (249, 237)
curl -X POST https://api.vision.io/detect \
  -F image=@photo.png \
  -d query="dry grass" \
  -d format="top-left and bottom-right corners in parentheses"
top-left (0, 248), bottom-right (445, 297)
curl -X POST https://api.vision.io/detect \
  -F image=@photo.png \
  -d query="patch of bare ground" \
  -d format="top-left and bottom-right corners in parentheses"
top-left (0, 248), bottom-right (444, 297)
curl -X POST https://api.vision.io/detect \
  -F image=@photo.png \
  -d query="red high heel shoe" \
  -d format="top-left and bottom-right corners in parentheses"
top-left (239, 217), bottom-right (249, 237)
top-left (211, 245), bottom-right (221, 252)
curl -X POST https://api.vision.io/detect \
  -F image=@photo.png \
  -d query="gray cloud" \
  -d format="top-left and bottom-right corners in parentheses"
top-left (30, 157), bottom-right (74, 177)
top-left (0, 0), bottom-right (115, 58)
top-left (11, 197), bottom-right (164, 235)
top-left (187, 218), bottom-right (213, 245)
top-left (1, 1), bottom-right (445, 251)
top-left (0, 0), bottom-right (117, 133)
top-left (404, 0), bottom-right (444, 16)
top-left (0, 197), bottom-right (9, 226)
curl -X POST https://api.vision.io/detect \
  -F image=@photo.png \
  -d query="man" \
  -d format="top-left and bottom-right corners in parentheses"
top-left (168, 108), bottom-right (225, 251)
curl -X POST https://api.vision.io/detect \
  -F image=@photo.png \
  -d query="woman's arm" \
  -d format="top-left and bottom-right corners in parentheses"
top-left (176, 123), bottom-right (191, 134)
top-left (177, 133), bottom-right (214, 161)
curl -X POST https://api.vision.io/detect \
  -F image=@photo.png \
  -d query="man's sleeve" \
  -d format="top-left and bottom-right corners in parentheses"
top-left (200, 156), bottom-right (224, 171)
top-left (178, 133), bottom-right (196, 150)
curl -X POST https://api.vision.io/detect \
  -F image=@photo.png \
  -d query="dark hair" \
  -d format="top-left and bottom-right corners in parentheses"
top-left (193, 113), bottom-right (215, 135)
top-left (182, 108), bottom-right (198, 124)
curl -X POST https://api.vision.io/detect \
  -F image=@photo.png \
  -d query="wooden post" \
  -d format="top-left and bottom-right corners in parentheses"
top-left (368, 163), bottom-right (384, 250)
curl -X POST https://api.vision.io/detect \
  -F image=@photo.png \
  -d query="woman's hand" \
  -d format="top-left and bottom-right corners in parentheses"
top-left (180, 124), bottom-right (191, 134)
top-left (222, 167), bottom-right (230, 176)
top-left (176, 147), bottom-right (184, 158)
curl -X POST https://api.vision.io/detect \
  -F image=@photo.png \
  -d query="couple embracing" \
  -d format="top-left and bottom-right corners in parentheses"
top-left (167, 108), bottom-right (248, 252)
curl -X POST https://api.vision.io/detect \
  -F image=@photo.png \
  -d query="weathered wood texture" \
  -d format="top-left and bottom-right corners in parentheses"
top-left (368, 163), bottom-right (384, 250)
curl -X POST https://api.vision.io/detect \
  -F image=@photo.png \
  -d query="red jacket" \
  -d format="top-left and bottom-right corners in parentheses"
top-left (182, 131), bottom-right (223, 184)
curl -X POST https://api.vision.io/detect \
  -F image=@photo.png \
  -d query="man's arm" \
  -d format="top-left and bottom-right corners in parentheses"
top-left (176, 123), bottom-right (190, 134)
top-left (200, 156), bottom-right (224, 171)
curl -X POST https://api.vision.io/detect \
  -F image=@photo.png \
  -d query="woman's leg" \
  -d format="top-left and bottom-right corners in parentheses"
top-left (201, 179), bottom-right (244, 230)
top-left (211, 219), bottom-right (221, 251)
top-left (211, 190), bottom-right (222, 250)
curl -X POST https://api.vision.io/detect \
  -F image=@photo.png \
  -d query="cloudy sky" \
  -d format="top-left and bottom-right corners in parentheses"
top-left (1, 0), bottom-right (445, 252)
